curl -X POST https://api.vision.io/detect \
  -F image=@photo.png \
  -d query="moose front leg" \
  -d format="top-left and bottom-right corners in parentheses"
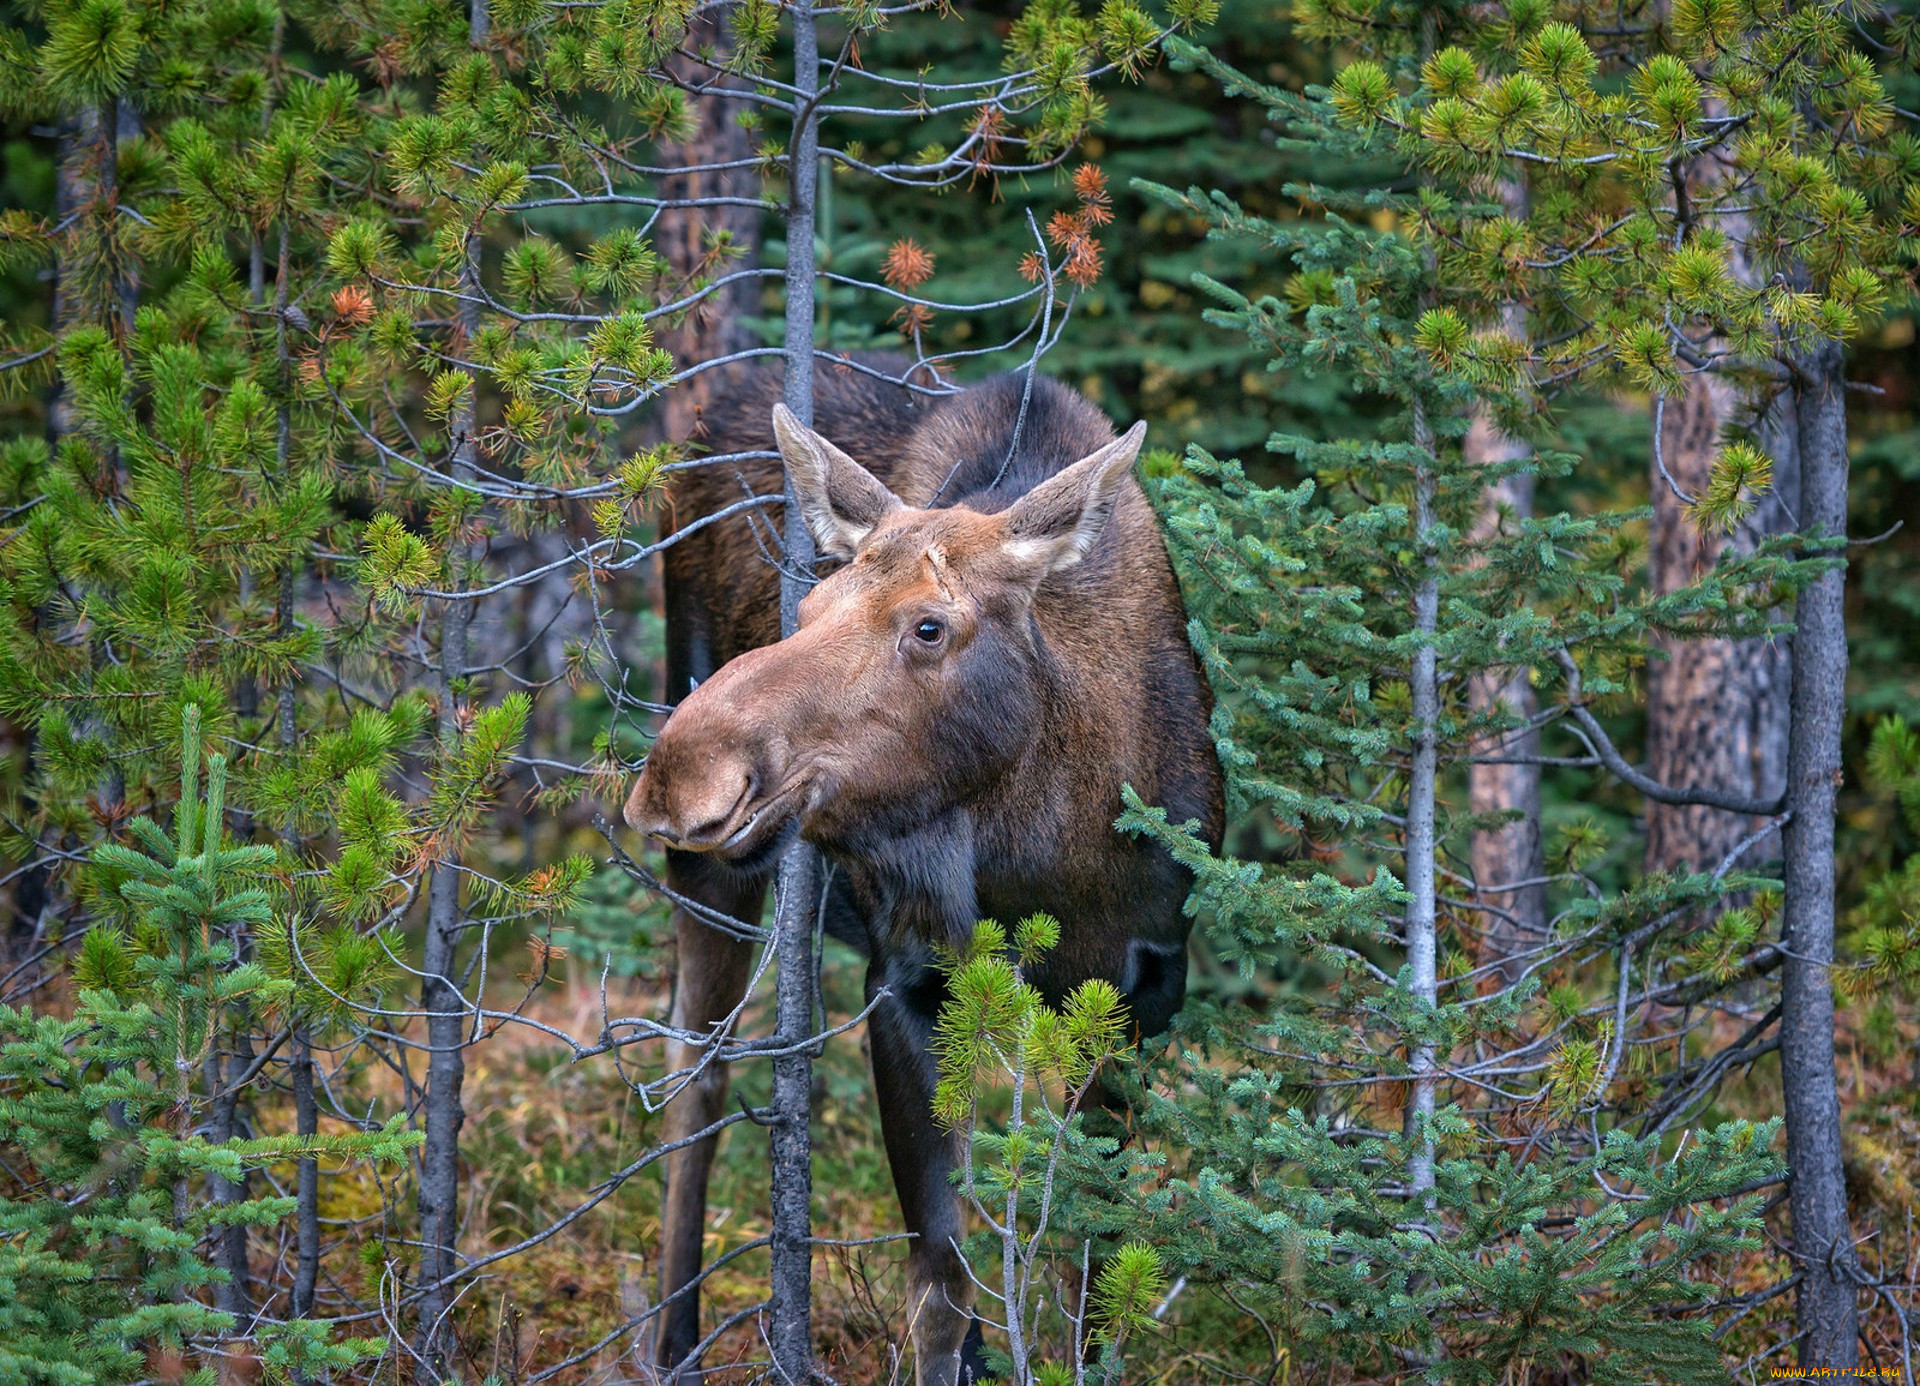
top-left (867, 961), bottom-right (986, 1386)
top-left (655, 852), bottom-right (765, 1380)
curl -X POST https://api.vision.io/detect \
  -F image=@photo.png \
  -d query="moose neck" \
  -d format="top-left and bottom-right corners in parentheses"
top-left (837, 809), bottom-right (980, 951)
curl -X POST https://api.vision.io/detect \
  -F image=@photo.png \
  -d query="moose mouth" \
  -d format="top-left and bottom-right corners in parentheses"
top-left (657, 780), bottom-right (808, 872)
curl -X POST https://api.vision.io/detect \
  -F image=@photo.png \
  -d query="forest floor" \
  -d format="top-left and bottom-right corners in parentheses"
top-left (251, 936), bottom-right (1919, 1385)
top-left (279, 937), bottom-right (1289, 1383)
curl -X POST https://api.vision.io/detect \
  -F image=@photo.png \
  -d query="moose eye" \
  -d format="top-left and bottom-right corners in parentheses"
top-left (913, 618), bottom-right (945, 645)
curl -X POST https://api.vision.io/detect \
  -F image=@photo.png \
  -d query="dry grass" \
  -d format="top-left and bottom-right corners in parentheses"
top-left (18, 922), bottom-right (1917, 1384)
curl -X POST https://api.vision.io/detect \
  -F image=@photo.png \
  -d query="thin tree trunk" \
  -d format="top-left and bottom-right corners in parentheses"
top-left (414, 425), bottom-right (474, 1372)
top-left (209, 1028), bottom-right (254, 1321)
top-left (415, 349), bottom-right (475, 1374)
top-left (93, 98), bottom-right (130, 812)
top-left (268, 127), bottom-right (320, 1325)
top-left (1780, 340), bottom-right (1859, 1369)
top-left (207, 194), bottom-right (292, 1329)
top-left (8, 109), bottom-right (95, 961)
top-left (1404, 396), bottom-right (1439, 1215)
top-left (767, 9), bottom-right (822, 1378)
top-left (415, 1), bottom-right (487, 1367)
top-left (291, 1030), bottom-right (320, 1320)
top-left (283, 328), bottom-right (317, 1327)
top-left (112, 99), bottom-right (139, 335)
top-left (286, 572), bottom-right (318, 1326)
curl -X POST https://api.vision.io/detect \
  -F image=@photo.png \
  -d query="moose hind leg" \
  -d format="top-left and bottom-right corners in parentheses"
top-left (655, 852), bottom-right (765, 1379)
top-left (1058, 939), bottom-right (1192, 1361)
top-left (868, 962), bottom-right (979, 1386)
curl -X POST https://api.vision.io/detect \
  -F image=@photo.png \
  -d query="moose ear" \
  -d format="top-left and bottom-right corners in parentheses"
top-left (771, 403), bottom-right (904, 560)
top-left (1000, 421), bottom-right (1146, 575)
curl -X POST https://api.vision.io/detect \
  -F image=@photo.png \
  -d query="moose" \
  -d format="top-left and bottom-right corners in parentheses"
top-left (623, 359), bottom-right (1224, 1385)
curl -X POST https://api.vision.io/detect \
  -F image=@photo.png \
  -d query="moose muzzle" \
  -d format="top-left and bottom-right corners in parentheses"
top-left (622, 640), bottom-right (822, 859)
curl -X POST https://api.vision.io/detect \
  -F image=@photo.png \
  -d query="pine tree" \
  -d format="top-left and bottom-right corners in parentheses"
top-left (1053, 20), bottom-right (1824, 1379)
top-left (929, 914), bottom-right (1165, 1385)
top-left (1321, 1), bottom-right (1918, 1362)
top-left (0, 706), bottom-right (413, 1384)
top-left (1, 0), bottom-right (1221, 1373)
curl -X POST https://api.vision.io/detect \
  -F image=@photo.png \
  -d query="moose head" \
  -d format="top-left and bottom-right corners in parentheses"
top-left (624, 403), bottom-right (1147, 872)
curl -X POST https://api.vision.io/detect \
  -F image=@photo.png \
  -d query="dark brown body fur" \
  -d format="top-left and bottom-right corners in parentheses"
top-left (636, 358), bottom-right (1224, 1383)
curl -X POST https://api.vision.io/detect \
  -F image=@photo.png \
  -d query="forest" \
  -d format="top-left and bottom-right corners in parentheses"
top-left (0, 0), bottom-right (1917, 1382)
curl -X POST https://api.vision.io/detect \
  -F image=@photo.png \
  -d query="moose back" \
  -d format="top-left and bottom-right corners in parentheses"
top-left (624, 360), bottom-right (1223, 1385)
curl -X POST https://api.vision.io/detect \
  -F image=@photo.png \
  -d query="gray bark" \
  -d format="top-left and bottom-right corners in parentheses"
top-left (414, 375), bottom-right (474, 1375)
top-left (415, 0), bottom-right (488, 1366)
top-left (1780, 340), bottom-right (1860, 1369)
top-left (291, 1030), bottom-right (320, 1320)
top-left (1404, 397), bottom-right (1439, 1213)
top-left (12, 108), bottom-right (93, 966)
top-left (768, 9), bottom-right (822, 1379)
top-left (271, 193), bottom-right (319, 1331)
top-left (209, 1030), bottom-right (253, 1321)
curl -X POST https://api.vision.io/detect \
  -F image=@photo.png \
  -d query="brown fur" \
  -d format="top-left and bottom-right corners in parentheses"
top-left (625, 358), bottom-right (1223, 1384)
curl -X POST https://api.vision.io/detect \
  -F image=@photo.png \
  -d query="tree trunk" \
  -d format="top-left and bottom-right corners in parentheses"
top-left (643, 9), bottom-right (763, 707)
top-left (1465, 469), bottom-right (1543, 980)
top-left (1644, 93), bottom-right (1795, 888)
top-left (1404, 397), bottom-right (1439, 1215)
top-left (767, 9), bottom-right (822, 1379)
top-left (7, 108), bottom-right (98, 962)
top-left (1644, 370), bottom-right (1795, 881)
top-left (1463, 171), bottom-right (1543, 983)
top-left (1464, 296), bottom-right (1544, 980)
top-left (415, 389), bottom-right (475, 1378)
top-left (291, 1030), bottom-right (320, 1321)
top-left (415, 1), bottom-right (487, 1368)
top-left (654, 12), bottom-right (761, 449)
top-left (209, 1029), bottom-right (254, 1322)
top-left (1780, 340), bottom-right (1859, 1369)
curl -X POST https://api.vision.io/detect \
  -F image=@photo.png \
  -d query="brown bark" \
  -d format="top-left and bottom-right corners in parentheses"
top-left (1466, 412), bottom-right (1544, 981)
top-left (654, 15), bottom-right (762, 449)
top-left (1643, 374), bottom-right (1796, 880)
top-left (1464, 177), bottom-right (1545, 983)
top-left (1643, 96), bottom-right (1795, 886)
top-left (647, 12), bottom-right (762, 708)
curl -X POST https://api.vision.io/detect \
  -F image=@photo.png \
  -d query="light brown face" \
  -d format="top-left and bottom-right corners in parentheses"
top-left (623, 405), bottom-right (1145, 867)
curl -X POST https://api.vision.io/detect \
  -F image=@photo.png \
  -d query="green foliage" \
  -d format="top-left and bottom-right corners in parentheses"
top-left (0, 708), bottom-right (413, 1384)
top-left (1845, 715), bottom-right (1920, 999)
top-left (1315, 0), bottom-right (1916, 540)
top-left (0, 0), bottom-right (1910, 1374)
top-left (931, 916), bottom-right (1162, 1383)
top-left (933, 915), bottom-right (1128, 1126)
top-left (1064, 17), bottom-right (1814, 1379)
top-left (1088, 1240), bottom-right (1168, 1342)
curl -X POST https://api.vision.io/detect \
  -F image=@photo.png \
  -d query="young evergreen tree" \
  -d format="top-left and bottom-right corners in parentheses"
top-left (0, 707), bottom-right (414, 1384)
top-left (0, 0), bottom-right (1218, 1375)
top-left (1319, 0), bottom-right (1918, 1362)
top-left (1053, 17), bottom-right (1831, 1378)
